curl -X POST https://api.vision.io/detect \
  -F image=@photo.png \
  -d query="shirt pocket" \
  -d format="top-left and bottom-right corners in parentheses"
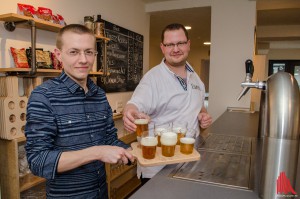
top-left (57, 116), bottom-right (85, 134)
top-left (55, 116), bottom-right (89, 148)
top-left (88, 111), bottom-right (109, 135)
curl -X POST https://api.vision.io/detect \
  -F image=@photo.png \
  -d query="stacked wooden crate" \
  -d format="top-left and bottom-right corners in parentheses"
top-left (0, 76), bottom-right (44, 140)
top-left (0, 76), bottom-right (28, 140)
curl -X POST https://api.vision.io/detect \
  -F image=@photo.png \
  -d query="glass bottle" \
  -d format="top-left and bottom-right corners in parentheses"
top-left (94, 15), bottom-right (104, 37)
top-left (84, 16), bottom-right (94, 31)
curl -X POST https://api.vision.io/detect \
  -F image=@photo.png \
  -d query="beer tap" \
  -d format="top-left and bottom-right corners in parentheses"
top-left (237, 59), bottom-right (266, 100)
top-left (237, 59), bottom-right (300, 198)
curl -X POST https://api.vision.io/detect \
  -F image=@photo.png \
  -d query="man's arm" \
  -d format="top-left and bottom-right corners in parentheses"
top-left (57, 145), bottom-right (134, 173)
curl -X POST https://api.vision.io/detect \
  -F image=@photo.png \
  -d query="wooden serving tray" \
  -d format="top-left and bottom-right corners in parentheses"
top-left (130, 142), bottom-right (200, 167)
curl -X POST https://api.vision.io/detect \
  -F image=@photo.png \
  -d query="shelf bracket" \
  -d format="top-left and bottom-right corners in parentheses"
top-left (3, 20), bottom-right (32, 32)
top-left (4, 21), bottom-right (16, 32)
top-left (3, 20), bottom-right (37, 76)
top-left (28, 20), bottom-right (37, 76)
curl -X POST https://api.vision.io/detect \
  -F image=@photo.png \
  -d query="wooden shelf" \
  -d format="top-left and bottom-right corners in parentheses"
top-left (0, 68), bottom-right (104, 76)
top-left (0, 13), bottom-right (110, 77)
top-left (111, 175), bottom-right (140, 199)
top-left (116, 176), bottom-right (140, 198)
top-left (0, 68), bottom-right (60, 73)
top-left (19, 173), bottom-right (45, 192)
top-left (16, 136), bottom-right (26, 143)
top-left (110, 163), bottom-right (137, 182)
top-left (96, 35), bottom-right (110, 42)
top-left (89, 71), bottom-right (105, 76)
top-left (0, 13), bottom-right (111, 42)
top-left (0, 13), bottom-right (63, 32)
top-left (110, 168), bottom-right (140, 199)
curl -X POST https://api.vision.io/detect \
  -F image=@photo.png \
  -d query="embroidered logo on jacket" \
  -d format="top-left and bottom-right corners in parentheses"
top-left (191, 83), bottom-right (201, 90)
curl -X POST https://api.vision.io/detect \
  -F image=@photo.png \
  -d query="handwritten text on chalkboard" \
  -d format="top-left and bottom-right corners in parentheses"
top-left (97, 21), bottom-right (144, 92)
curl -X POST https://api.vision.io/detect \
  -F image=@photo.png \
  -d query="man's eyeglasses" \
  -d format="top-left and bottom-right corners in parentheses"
top-left (163, 41), bottom-right (188, 49)
top-left (65, 49), bottom-right (98, 57)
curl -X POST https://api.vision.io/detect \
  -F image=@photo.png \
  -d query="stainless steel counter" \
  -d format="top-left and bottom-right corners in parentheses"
top-left (129, 111), bottom-right (300, 199)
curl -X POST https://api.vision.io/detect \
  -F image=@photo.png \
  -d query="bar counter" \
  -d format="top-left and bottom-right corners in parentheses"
top-left (129, 110), bottom-right (300, 199)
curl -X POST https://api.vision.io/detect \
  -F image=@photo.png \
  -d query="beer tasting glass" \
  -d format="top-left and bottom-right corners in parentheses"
top-left (172, 121), bottom-right (188, 145)
top-left (180, 129), bottom-right (196, 155)
top-left (160, 131), bottom-right (177, 157)
top-left (154, 122), bottom-right (171, 147)
top-left (141, 131), bottom-right (158, 159)
top-left (134, 114), bottom-right (149, 146)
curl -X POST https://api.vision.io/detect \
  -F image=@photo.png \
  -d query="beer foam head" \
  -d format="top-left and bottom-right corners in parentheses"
top-left (173, 127), bottom-right (187, 133)
top-left (180, 137), bottom-right (195, 144)
top-left (141, 137), bottom-right (158, 146)
top-left (155, 127), bottom-right (167, 135)
top-left (161, 132), bottom-right (177, 145)
top-left (134, 118), bottom-right (148, 124)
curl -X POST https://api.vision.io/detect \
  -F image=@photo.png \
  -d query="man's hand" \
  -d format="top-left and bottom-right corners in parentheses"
top-left (198, 112), bottom-right (212, 129)
top-left (93, 145), bottom-right (135, 165)
top-left (123, 106), bottom-right (139, 132)
top-left (123, 104), bottom-right (150, 132)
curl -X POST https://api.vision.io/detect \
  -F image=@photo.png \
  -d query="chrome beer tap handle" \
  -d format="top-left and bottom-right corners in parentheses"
top-left (237, 59), bottom-right (266, 100)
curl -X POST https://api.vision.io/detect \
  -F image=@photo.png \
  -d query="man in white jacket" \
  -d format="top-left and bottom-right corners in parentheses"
top-left (123, 23), bottom-right (212, 184)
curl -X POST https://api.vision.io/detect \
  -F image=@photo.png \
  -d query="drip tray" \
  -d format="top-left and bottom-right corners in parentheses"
top-left (198, 133), bottom-right (253, 155)
top-left (171, 151), bottom-right (252, 189)
top-left (170, 134), bottom-right (254, 190)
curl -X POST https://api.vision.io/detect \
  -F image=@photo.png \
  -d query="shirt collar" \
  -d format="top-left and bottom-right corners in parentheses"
top-left (185, 63), bottom-right (194, 73)
top-left (58, 71), bottom-right (98, 95)
top-left (161, 59), bottom-right (194, 91)
top-left (161, 58), bottom-right (195, 74)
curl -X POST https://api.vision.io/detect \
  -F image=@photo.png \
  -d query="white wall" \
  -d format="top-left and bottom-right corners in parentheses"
top-left (0, 0), bottom-right (150, 112)
top-left (209, 0), bottom-right (256, 120)
top-left (146, 0), bottom-right (256, 121)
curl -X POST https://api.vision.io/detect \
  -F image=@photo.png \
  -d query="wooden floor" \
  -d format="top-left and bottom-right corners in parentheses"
top-left (21, 182), bottom-right (46, 199)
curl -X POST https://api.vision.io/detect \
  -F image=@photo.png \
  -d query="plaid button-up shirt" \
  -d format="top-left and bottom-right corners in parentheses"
top-left (25, 71), bottom-right (128, 199)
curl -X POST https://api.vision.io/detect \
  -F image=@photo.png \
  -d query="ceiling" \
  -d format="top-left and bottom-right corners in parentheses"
top-left (139, 0), bottom-right (211, 48)
top-left (141, 0), bottom-right (300, 54)
top-left (256, 0), bottom-right (300, 54)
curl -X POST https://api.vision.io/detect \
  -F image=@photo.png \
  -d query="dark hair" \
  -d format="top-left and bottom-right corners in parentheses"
top-left (56, 24), bottom-right (95, 49)
top-left (161, 23), bottom-right (189, 43)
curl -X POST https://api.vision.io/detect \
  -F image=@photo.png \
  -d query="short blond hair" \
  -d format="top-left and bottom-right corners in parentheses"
top-left (56, 24), bottom-right (95, 49)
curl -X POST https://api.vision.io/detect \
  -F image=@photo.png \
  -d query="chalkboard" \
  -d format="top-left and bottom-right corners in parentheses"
top-left (97, 20), bottom-right (144, 92)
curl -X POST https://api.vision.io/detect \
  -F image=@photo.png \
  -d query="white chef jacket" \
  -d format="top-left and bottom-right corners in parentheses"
top-left (128, 59), bottom-right (206, 178)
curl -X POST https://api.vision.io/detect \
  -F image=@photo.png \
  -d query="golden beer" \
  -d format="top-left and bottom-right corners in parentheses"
top-left (161, 132), bottom-right (177, 157)
top-left (141, 137), bottom-right (158, 159)
top-left (135, 119), bottom-right (148, 137)
top-left (173, 127), bottom-right (187, 145)
top-left (155, 127), bottom-right (167, 147)
top-left (180, 137), bottom-right (195, 154)
top-left (157, 135), bottom-right (161, 147)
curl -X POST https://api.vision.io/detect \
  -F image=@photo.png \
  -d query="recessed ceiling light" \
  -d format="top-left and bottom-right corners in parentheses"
top-left (185, 26), bottom-right (191, 30)
top-left (203, 42), bottom-right (211, 45)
